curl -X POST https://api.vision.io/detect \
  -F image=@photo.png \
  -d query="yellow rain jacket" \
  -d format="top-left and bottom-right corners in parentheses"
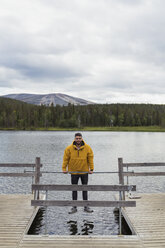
top-left (62, 140), bottom-right (94, 174)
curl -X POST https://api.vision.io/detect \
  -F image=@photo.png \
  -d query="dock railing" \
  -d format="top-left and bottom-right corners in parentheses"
top-left (0, 157), bottom-right (42, 196)
top-left (118, 157), bottom-right (165, 199)
top-left (31, 184), bottom-right (136, 235)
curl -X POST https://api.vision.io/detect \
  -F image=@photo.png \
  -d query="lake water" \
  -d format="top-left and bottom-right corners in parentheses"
top-left (0, 131), bottom-right (165, 235)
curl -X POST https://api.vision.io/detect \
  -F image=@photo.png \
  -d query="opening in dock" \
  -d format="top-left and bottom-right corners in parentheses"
top-left (28, 207), bottom-right (133, 236)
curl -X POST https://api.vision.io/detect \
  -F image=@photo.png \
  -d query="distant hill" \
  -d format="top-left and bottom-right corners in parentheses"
top-left (2, 93), bottom-right (94, 106)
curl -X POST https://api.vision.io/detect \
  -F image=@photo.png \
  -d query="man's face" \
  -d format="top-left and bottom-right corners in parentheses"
top-left (75, 135), bottom-right (82, 145)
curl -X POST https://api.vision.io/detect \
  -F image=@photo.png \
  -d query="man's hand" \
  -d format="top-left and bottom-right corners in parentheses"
top-left (63, 170), bottom-right (68, 174)
top-left (89, 170), bottom-right (93, 174)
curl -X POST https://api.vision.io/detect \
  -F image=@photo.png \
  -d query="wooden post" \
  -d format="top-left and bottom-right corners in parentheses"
top-left (118, 158), bottom-right (125, 200)
top-left (118, 158), bottom-right (124, 184)
top-left (35, 157), bottom-right (41, 199)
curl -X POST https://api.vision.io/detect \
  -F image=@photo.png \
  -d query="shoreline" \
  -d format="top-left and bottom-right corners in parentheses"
top-left (0, 126), bottom-right (165, 132)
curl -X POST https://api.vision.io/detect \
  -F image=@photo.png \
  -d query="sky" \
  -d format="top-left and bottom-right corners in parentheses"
top-left (0, 0), bottom-right (165, 104)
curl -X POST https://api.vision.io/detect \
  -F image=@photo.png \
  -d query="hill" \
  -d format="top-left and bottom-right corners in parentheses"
top-left (1, 93), bottom-right (94, 106)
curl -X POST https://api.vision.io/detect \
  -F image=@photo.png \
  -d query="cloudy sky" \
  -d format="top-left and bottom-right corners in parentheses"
top-left (0, 0), bottom-right (165, 103)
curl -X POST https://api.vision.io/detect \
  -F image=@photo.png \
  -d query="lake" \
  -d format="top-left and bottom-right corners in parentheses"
top-left (0, 131), bottom-right (165, 235)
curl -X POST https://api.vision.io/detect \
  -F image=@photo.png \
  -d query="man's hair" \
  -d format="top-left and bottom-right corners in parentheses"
top-left (75, 132), bottom-right (82, 137)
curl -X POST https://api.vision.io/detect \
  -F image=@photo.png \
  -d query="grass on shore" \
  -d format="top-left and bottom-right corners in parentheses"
top-left (1, 126), bottom-right (165, 132)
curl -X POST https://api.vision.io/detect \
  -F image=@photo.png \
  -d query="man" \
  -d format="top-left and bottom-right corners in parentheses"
top-left (62, 133), bottom-right (94, 214)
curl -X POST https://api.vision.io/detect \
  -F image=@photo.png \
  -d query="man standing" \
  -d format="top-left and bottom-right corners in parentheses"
top-left (62, 133), bottom-right (94, 214)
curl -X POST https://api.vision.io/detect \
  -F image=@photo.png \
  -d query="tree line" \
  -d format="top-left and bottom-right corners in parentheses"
top-left (0, 97), bottom-right (165, 129)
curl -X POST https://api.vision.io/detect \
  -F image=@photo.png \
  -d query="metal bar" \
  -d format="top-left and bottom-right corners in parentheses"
top-left (119, 191), bottom-right (122, 235)
top-left (25, 170), bottom-right (120, 174)
top-left (32, 167), bottom-right (34, 194)
top-left (31, 184), bottom-right (136, 192)
top-left (119, 207), bottom-right (122, 235)
top-left (71, 171), bottom-right (119, 174)
top-left (45, 190), bottom-right (48, 235)
top-left (31, 200), bottom-right (136, 207)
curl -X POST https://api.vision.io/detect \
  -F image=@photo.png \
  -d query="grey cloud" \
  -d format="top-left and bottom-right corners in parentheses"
top-left (20, 65), bottom-right (81, 79)
top-left (0, 80), bottom-right (11, 88)
top-left (0, 51), bottom-right (86, 81)
top-left (5, 61), bottom-right (82, 79)
top-left (0, 0), bottom-right (165, 103)
top-left (105, 82), bottom-right (133, 90)
top-left (109, 0), bottom-right (142, 4)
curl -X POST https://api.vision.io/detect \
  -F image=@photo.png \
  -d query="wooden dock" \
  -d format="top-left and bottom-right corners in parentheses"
top-left (0, 194), bottom-right (39, 248)
top-left (0, 193), bottom-right (165, 248)
top-left (122, 193), bottom-right (165, 248)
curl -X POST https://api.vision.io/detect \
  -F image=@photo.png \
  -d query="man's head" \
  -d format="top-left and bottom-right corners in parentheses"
top-left (74, 133), bottom-right (83, 145)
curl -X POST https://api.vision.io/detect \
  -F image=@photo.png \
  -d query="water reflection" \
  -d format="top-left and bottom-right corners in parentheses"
top-left (81, 220), bottom-right (94, 235)
top-left (67, 220), bottom-right (78, 235)
top-left (67, 220), bottom-right (94, 235)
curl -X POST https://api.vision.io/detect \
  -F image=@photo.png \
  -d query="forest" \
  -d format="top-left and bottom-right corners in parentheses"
top-left (0, 97), bottom-right (165, 129)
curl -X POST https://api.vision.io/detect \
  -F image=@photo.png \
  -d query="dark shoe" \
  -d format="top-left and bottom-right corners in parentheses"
top-left (84, 206), bottom-right (93, 213)
top-left (69, 207), bottom-right (77, 214)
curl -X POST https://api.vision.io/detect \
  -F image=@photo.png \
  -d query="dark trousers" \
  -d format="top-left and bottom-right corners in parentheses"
top-left (71, 174), bottom-right (88, 201)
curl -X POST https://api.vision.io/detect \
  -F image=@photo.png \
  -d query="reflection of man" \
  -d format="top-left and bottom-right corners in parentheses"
top-left (67, 220), bottom-right (94, 235)
top-left (62, 133), bottom-right (94, 214)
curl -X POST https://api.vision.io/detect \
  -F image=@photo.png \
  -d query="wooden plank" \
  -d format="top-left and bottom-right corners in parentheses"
top-left (0, 173), bottom-right (35, 177)
top-left (20, 234), bottom-right (142, 248)
top-left (20, 237), bottom-right (142, 248)
top-left (0, 164), bottom-right (42, 168)
top-left (123, 172), bottom-right (165, 176)
top-left (123, 162), bottom-right (165, 167)
top-left (32, 184), bottom-right (136, 191)
top-left (31, 200), bottom-right (136, 207)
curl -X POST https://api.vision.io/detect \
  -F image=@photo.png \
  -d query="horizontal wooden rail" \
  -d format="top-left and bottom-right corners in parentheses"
top-left (0, 173), bottom-right (35, 177)
top-left (0, 157), bottom-right (42, 198)
top-left (0, 163), bottom-right (42, 168)
top-left (32, 184), bottom-right (136, 191)
top-left (124, 172), bottom-right (165, 177)
top-left (123, 162), bottom-right (165, 167)
top-left (0, 172), bottom-right (42, 177)
top-left (31, 200), bottom-right (136, 207)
